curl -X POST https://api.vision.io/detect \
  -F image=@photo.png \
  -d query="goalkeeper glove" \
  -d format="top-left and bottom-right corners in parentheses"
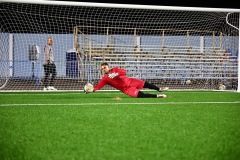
top-left (108, 72), bottom-right (119, 79)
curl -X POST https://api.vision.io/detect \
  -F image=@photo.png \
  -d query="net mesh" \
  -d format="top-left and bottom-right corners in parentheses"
top-left (0, 1), bottom-right (239, 91)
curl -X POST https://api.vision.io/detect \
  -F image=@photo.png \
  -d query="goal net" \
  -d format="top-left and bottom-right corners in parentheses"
top-left (0, 0), bottom-right (239, 91)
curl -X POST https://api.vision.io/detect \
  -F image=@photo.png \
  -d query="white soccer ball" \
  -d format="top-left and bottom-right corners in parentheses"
top-left (186, 80), bottom-right (191, 85)
top-left (219, 84), bottom-right (226, 90)
top-left (84, 83), bottom-right (94, 93)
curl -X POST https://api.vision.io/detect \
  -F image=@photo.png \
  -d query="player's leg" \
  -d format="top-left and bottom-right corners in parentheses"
top-left (143, 81), bottom-right (159, 90)
top-left (43, 65), bottom-right (50, 90)
top-left (49, 64), bottom-right (57, 90)
top-left (143, 81), bottom-right (169, 92)
top-left (137, 91), bottom-right (166, 98)
top-left (50, 64), bottom-right (56, 86)
top-left (124, 87), bottom-right (166, 98)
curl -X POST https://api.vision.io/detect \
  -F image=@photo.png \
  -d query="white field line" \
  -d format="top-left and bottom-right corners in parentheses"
top-left (0, 101), bottom-right (240, 106)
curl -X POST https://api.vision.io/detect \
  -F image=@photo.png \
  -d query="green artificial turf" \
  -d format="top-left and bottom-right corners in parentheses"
top-left (0, 91), bottom-right (240, 160)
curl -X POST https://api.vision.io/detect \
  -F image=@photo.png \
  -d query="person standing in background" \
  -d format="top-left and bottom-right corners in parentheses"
top-left (43, 37), bottom-right (57, 91)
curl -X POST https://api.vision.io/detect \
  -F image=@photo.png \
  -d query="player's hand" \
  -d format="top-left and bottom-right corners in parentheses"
top-left (108, 72), bottom-right (119, 79)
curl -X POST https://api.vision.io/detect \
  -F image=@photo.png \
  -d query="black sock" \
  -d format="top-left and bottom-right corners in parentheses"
top-left (143, 81), bottom-right (159, 91)
top-left (137, 91), bottom-right (157, 98)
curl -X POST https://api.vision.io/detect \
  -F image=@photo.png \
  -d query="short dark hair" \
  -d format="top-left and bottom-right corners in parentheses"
top-left (101, 62), bottom-right (109, 66)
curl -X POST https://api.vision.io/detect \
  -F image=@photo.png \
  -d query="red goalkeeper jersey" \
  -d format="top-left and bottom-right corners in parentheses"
top-left (94, 67), bottom-right (132, 92)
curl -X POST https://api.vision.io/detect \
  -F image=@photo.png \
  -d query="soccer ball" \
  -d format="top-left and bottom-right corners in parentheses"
top-left (186, 80), bottom-right (191, 85)
top-left (84, 83), bottom-right (94, 93)
top-left (219, 84), bottom-right (226, 90)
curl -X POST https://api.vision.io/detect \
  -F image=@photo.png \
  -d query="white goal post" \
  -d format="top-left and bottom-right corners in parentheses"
top-left (0, 0), bottom-right (239, 92)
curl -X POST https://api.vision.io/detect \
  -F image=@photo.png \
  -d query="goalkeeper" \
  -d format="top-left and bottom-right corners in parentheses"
top-left (87, 62), bottom-right (169, 98)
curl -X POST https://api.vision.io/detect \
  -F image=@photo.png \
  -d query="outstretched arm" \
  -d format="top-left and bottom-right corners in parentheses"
top-left (93, 78), bottom-right (107, 91)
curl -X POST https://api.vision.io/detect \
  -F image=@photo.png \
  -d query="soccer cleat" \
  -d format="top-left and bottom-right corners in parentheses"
top-left (43, 87), bottom-right (48, 91)
top-left (159, 87), bottom-right (169, 92)
top-left (157, 94), bottom-right (167, 98)
top-left (48, 86), bottom-right (57, 91)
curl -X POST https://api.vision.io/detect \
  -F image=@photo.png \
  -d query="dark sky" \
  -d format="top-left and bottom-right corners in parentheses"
top-left (52, 0), bottom-right (240, 9)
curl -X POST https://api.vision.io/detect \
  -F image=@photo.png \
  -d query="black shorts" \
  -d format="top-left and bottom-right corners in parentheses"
top-left (43, 63), bottom-right (56, 74)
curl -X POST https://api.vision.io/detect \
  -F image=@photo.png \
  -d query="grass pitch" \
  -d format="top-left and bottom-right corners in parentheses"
top-left (0, 90), bottom-right (240, 160)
